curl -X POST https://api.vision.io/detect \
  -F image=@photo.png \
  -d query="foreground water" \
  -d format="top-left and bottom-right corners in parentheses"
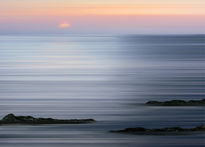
top-left (0, 35), bottom-right (204, 147)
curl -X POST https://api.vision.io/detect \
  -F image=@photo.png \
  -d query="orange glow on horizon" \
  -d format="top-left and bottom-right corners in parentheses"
top-left (58, 22), bottom-right (71, 29)
top-left (0, 1), bottom-right (204, 34)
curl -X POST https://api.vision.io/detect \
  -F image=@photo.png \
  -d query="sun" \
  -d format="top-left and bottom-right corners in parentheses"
top-left (58, 22), bottom-right (71, 29)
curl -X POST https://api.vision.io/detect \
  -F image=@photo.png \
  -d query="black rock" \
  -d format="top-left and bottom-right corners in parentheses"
top-left (145, 99), bottom-right (205, 106)
top-left (194, 124), bottom-right (205, 131)
top-left (0, 113), bottom-right (96, 125)
top-left (110, 124), bottom-right (205, 135)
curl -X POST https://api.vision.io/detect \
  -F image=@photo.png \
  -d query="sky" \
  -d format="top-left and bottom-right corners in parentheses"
top-left (0, 0), bottom-right (205, 34)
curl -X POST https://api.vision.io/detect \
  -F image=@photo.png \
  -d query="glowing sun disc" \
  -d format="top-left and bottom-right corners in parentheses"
top-left (58, 22), bottom-right (71, 29)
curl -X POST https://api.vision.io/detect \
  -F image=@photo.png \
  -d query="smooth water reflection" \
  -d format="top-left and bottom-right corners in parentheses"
top-left (0, 35), bottom-right (204, 147)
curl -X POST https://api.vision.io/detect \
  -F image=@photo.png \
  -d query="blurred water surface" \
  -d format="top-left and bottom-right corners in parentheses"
top-left (0, 35), bottom-right (204, 147)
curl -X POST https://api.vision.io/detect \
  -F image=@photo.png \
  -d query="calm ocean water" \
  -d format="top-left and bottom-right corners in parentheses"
top-left (0, 35), bottom-right (204, 147)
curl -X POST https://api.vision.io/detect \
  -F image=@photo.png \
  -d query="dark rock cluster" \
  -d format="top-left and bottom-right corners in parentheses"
top-left (0, 113), bottom-right (95, 125)
top-left (110, 125), bottom-right (205, 135)
top-left (146, 99), bottom-right (205, 106)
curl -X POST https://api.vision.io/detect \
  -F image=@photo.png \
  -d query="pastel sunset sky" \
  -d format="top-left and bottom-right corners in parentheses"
top-left (0, 0), bottom-right (204, 34)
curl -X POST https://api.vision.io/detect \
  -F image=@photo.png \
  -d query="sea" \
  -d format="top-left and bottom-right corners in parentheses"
top-left (0, 34), bottom-right (204, 147)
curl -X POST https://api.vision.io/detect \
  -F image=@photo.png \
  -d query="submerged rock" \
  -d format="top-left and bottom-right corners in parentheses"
top-left (146, 99), bottom-right (205, 106)
top-left (0, 113), bottom-right (95, 125)
top-left (110, 124), bottom-right (205, 135)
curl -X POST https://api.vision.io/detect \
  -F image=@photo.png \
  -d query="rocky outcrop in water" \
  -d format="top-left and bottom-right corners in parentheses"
top-left (145, 99), bottom-right (205, 106)
top-left (0, 114), bottom-right (95, 125)
top-left (110, 124), bottom-right (205, 135)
